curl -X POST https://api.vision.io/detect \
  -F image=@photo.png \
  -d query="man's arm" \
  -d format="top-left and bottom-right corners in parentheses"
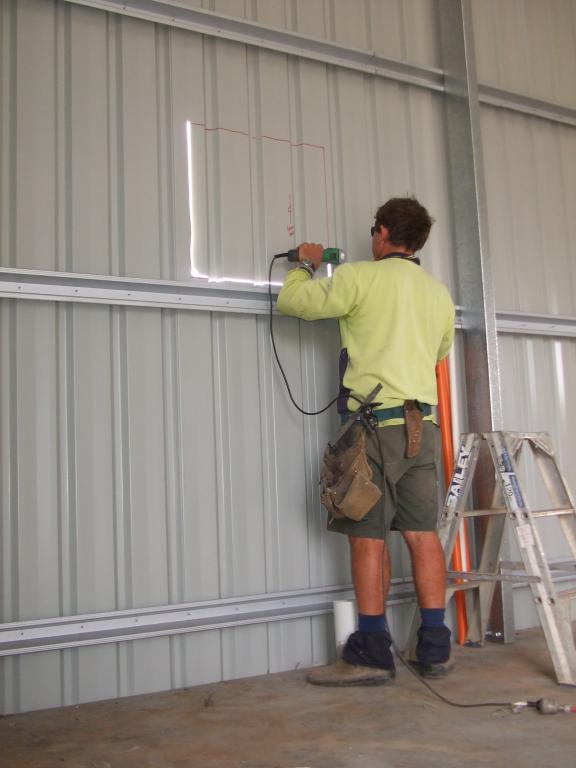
top-left (276, 243), bottom-right (358, 321)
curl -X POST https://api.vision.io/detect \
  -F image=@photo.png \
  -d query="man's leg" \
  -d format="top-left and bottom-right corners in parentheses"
top-left (402, 530), bottom-right (452, 676)
top-left (307, 535), bottom-right (395, 686)
top-left (349, 535), bottom-right (390, 614)
top-left (401, 531), bottom-right (445, 608)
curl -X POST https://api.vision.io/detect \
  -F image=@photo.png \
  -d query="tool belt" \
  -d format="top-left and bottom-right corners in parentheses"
top-left (340, 401), bottom-right (430, 459)
top-left (320, 398), bottom-right (427, 522)
top-left (320, 423), bottom-right (382, 522)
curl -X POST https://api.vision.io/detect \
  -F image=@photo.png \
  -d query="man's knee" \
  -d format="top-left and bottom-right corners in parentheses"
top-left (401, 530), bottom-right (440, 549)
top-left (349, 535), bottom-right (386, 556)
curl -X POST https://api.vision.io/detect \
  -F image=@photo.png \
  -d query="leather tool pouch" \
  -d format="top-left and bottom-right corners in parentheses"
top-left (403, 400), bottom-right (423, 458)
top-left (320, 424), bottom-right (382, 522)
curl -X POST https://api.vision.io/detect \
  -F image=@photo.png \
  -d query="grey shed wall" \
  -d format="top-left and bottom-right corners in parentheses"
top-left (473, 0), bottom-right (576, 628)
top-left (0, 0), bottom-right (575, 713)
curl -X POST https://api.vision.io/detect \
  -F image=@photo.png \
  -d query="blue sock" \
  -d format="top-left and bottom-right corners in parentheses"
top-left (358, 613), bottom-right (388, 633)
top-left (420, 608), bottom-right (445, 628)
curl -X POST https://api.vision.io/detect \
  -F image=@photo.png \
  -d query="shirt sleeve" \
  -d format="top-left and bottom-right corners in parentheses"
top-left (276, 263), bottom-right (359, 321)
top-left (437, 298), bottom-right (456, 361)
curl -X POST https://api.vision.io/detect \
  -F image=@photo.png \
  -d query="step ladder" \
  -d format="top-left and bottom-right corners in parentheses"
top-left (420, 431), bottom-right (576, 686)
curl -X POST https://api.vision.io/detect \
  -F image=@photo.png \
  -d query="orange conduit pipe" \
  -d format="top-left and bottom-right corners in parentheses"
top-left (436, 358), bottom-right (470, 645)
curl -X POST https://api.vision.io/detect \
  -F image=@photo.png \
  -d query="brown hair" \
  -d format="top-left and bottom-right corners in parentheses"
top-left (373, 197), bottom-right (434, 253)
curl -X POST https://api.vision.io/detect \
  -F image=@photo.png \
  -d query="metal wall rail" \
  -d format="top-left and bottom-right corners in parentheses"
top-left (0, 583), bottom-right (371, 657)
top-left (1, 566), bottom-right (571, 657)
top-left (478, 85), bottom-right (576, 128)
top-left (496, 311), bottom-right (576, 338)
top-left (3, 267), bottom-right (576, 339)
top-left (64, 0), bottom-right (576, 128)
top-left (64, 0), bottom-right (445, 92)
top-left (0, 267), bottom-right (272, 315)
top-left (0, 586), bottom-right (354, 657)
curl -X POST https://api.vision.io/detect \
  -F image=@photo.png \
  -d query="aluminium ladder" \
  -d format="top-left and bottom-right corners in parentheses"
top-left (417, 431), bottom-right (576, 686)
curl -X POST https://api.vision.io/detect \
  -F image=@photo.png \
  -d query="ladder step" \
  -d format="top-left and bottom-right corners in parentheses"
top-left (446, 581), bottom-right (484, 593)
top-left (447, 571), bottom-right (540, 585)
top-left (549, 561), bottom-right (576, 573)
top-left (501, 559), bottom-right (576, 574)
top-left (556, 589), bottom-right (576, 603)
top-left (463, 508), bottom-right (506, 517)
top-left (463, 507), bottom-right (574, 518)
top-left (533, 508), bottom-right (575, 518)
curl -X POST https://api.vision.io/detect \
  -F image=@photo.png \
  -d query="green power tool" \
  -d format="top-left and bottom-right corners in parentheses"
top-left (275, 247), bottom-right (346, 265)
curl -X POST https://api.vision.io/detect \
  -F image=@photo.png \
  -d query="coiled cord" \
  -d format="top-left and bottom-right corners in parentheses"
top-left (268, 255), bottom-right (363, 415)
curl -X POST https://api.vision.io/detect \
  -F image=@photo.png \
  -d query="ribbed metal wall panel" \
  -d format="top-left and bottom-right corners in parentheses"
top-left (1, 0), bottom-right (452, 284)
top-left (498, 334), bottom-right (576, 629)
top-left (0, 0), bottom-right (457, 713)
top-left (174, 0), bottom-right (442, 69)
top-left (3, 0), bottom-right (576, 715)
top-left (472, 0), bottom-right (576, 108)
top-left (481, 95), bottom-right (576, 628)
top-left (481, 106), bottom-right (576, 315)
top-left (0, 295), bottom-right (345, 712)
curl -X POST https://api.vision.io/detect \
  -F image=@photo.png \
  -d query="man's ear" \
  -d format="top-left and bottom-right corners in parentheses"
top-left (378, 226), bottom-right (390, 243)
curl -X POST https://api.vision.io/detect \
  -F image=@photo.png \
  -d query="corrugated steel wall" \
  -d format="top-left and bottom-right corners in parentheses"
top-left (481, 109), bottom-right (576, 316)
top-left (473, 0), bottom-right (576, 109)
top-left (163, 0), bottom-right (443, 69)
top-left (474, 0), bottom-right (576, 629)
top-left (0, 0), bottom-right (455, 713)
top-left (2, 0), bottom-right (576, 713)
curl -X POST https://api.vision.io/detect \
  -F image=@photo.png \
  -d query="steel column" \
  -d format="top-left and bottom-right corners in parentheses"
top-left (438, 0), bottom-right (512, 640)
top-left (439, 0), bottom-right (502, 432)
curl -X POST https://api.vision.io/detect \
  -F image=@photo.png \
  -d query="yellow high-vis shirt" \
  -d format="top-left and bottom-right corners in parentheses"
top-left (277, 257), bottom-right (455, 412)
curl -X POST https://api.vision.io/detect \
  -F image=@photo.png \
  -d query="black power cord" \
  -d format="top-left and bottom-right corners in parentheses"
top-left (391, 641), bottom-right (512, 710)
top-left (268, 255), bottom-right (362, 416)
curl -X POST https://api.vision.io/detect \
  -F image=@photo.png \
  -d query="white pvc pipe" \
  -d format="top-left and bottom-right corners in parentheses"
top-left (333, 600), bottom-right (356, 652)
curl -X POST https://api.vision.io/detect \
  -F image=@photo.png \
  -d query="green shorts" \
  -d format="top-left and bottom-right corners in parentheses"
top-left (327, 420), bottom-right (441, 540)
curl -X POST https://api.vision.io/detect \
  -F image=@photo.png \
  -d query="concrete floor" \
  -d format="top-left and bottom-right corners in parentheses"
top-left (1, 627), bottom-right (575, 768)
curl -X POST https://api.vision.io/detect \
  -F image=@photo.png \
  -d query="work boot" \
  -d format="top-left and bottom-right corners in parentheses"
top-left (307, 658), bottom-right (395, 687)
top-left (415, 625), bottom-right (453, 678)
top-left (307, 630), bottom-right (395, 687)
top-left (342, 629), bottom-right (395, 669)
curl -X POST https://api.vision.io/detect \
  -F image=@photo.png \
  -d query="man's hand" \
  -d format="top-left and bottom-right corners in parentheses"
top-left (298, 243), bottom-right (324, 271)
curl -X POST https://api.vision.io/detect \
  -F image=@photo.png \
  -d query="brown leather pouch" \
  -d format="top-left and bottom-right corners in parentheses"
top-left (320, 424), bottom-right (382, 522)
top-left (404, 400), bottom-right (423, 458)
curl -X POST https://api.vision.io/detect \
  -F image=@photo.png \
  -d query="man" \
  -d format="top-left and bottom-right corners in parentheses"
top-left (277, 197), bottom-right (455, 686)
